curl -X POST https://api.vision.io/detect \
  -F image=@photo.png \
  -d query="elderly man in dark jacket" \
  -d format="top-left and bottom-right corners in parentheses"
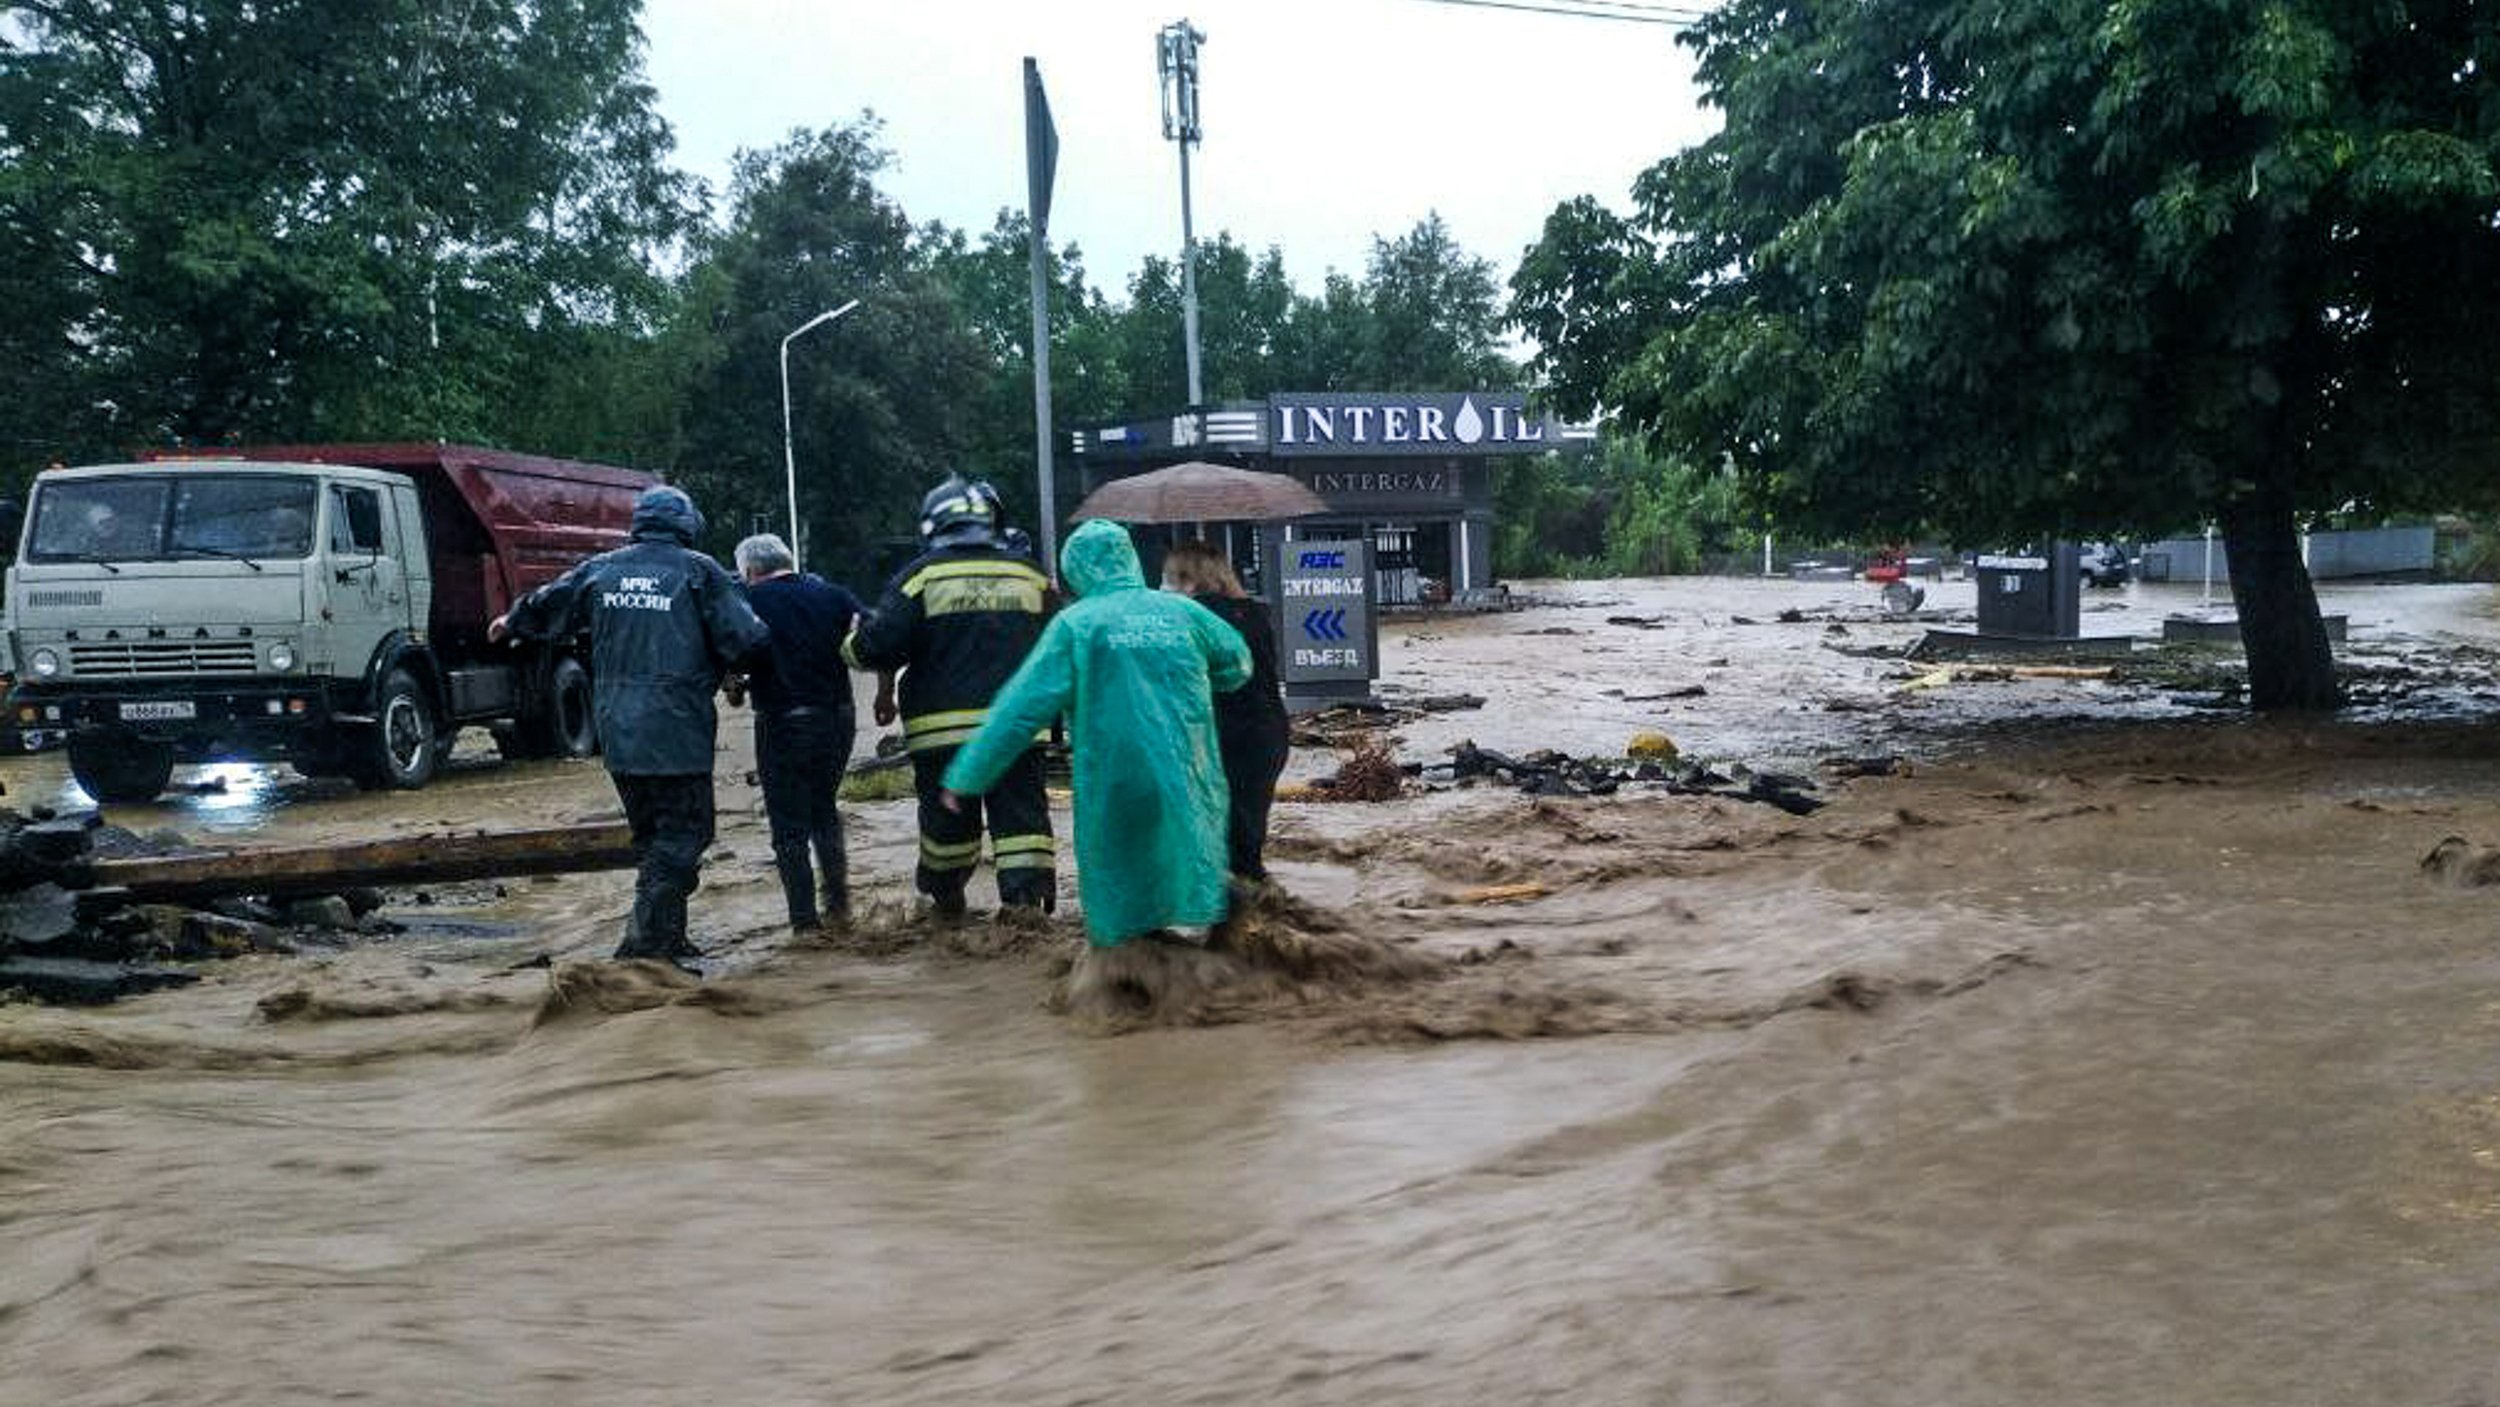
top-left (732, 531), bottom-right (863, 936)
top-left (491, 485), bottom-right (768, 965)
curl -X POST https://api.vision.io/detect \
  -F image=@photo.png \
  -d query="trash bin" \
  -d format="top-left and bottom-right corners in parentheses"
top-left (1974, 544), bottom-right (2081, 638)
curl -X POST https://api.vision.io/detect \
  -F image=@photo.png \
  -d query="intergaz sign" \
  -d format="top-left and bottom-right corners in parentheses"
top-left (1273, 538), bottom-right (1374, 689)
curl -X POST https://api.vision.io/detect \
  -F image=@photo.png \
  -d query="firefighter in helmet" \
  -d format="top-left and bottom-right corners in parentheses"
top-left (845, 477), bottom-right (1056, 918)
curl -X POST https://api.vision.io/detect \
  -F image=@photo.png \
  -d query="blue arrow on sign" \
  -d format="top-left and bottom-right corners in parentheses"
top-left (1301, 608), bottom-right (1348, 641)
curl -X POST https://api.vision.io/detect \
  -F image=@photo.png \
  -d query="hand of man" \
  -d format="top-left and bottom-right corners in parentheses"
top-left (939, 789), bottom-right (965, 814)
top-left (873, 693), bottom-right (898, 728)
top-left (486, 614), bottom-right (511, 644)
top-left (723, 673), bottom-right (747, 708)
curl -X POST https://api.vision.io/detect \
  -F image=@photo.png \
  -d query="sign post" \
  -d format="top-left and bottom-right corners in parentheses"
top-left (1024, 57), bottom-right (1062, 578)
top-left (1269, 536), bottom-right (1377, 710)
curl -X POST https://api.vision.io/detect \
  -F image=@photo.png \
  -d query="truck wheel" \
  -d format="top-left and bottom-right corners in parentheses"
top-left (67, 735), bottom-right (176, 804)
top-left (353, 669), bottom-right (439, 790)
top-left (518, 656), bottom-right (597, 760)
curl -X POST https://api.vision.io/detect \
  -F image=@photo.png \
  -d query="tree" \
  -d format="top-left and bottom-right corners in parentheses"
top-left (1110, 234), bottom-right (1296, 406)
top-left (672, 123), bottom-right (991, 576)
top-left (0, 0), bottom-right (694, 461)
top-left (923, 211), bottom-right (1130, 534)
top-left (1355, 213), bottom-right (1514, 390)
top-left (1513, 0), bottom-right (2500, 710)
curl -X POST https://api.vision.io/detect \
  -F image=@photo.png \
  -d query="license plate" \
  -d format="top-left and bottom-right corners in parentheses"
top-left (118, 700), bottom-right (197, 721)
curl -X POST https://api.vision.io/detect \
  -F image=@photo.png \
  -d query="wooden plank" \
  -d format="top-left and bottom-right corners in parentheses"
top-left (78, 822), bottom-right (640, 903)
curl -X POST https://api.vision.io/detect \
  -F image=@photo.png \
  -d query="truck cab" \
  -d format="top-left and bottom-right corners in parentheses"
top-left (5, 448), bottom-right (642, 803)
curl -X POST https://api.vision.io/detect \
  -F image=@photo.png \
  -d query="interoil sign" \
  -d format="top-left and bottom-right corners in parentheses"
top-left (1273, 538), bottom-right (1375, 690)
top-left (1267, 392), bottom-right (1594, 459)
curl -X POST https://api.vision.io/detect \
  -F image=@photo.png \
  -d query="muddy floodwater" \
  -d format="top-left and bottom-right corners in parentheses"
top-left (10, 575), bottom-right (2500, 1405)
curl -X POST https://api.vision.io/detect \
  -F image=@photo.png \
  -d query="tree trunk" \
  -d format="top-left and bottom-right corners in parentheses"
top-left (2220, 492), bottom-right (2338, 712)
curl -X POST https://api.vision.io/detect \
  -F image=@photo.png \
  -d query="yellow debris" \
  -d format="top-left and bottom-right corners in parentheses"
top-left (1626, 730), bottom-right (1680, 761)
top-left (1456, 882), bottom-right (1553, 905)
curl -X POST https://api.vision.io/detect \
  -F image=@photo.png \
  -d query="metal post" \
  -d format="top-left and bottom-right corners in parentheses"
top-left (1029, 255), bottom-right (1059, 579)
top-left (2202, 523), bottom-right (2216, 607)
top-left (779, 343), bottom-right (796, 560)
top-left (1026, 58), bottom-right (1062, 580)
top-left (779, 300), bottom-right (860, 570)
top-left (1178, 135), bottom-right (1203, 404)
top-left (1159, 21), bottom-right (1206, 405)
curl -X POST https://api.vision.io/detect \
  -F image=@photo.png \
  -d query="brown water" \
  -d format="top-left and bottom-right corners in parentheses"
top-left (7, 578), bottom-right (2500, 1406)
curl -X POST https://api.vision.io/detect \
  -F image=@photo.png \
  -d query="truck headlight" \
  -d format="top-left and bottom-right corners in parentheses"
top-left (267, 642), bottom-right (296, 672)
top-left (29, 648), bottom-right (59, 679)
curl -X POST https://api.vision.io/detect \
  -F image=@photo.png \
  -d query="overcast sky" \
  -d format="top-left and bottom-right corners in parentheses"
top-left (637, 0), bottom-right (1719, 297)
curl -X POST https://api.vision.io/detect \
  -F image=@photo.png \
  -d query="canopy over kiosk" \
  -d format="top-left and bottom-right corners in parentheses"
top-left (1071, 390), bottom-right (1597, 608)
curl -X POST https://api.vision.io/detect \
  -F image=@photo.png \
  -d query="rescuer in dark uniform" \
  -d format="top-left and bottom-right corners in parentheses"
top-left (845, 477), bottom-right (1055, 919)
top-left (491, 485), bottom-right (768, 966)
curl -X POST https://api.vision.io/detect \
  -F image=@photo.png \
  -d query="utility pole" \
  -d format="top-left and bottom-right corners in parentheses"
top-left (1157, 19), bottom-right (1206, 406)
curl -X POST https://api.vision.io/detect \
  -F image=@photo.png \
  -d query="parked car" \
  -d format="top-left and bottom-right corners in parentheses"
top-left (2080, 542), bottom-right (2132, 588)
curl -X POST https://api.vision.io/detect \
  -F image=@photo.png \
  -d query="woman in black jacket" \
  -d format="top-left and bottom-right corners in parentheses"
top-left (1162, 540), bottom-right (1290, 884)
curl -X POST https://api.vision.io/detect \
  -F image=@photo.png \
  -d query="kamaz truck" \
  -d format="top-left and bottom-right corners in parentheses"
top-left (3, 444), bottom-right (653, 802)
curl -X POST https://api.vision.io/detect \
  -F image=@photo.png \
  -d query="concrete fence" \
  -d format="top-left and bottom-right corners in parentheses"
top-left (2134, 526), bottom-right (2435, 585)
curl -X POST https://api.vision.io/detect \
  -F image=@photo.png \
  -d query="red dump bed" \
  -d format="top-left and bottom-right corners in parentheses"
top-left (141, 443), bottom-right (655, 654)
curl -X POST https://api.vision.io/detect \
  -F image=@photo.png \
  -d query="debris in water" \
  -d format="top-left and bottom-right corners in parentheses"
top-left (1821, 755), bottom-right (1910, 779)
top-left (1455, 882), bottom-right (1552, 905)
top-left (2421, 836), bottom-right (2500, 888)
top-left (1626, 731), bottom-right (1680, 762)
top-left (1306, 742), bottom-right (1405, 803)
top-left (1433, 739), bottom-right (1821, 810)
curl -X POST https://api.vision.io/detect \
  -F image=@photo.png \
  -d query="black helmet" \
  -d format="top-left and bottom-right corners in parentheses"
top-left (918, 475), bottom-right (1001, 548)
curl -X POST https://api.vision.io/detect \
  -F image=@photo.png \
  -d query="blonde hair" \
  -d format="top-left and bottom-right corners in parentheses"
top-left (1161, 540), bottom-right (1246, 598)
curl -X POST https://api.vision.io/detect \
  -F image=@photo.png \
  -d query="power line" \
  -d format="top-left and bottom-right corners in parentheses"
top-left (1394, 0), bottom-right (1709, 25)
top-left (1501, 0), bottom-right (1710, 18)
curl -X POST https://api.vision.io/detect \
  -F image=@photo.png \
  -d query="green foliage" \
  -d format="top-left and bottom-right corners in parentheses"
top-left (4, 2), bottom-right (1530, 594)
top-left (0, 0), bottom-right (694, 460)
top-left (1513, 0), bottom-right (2500, 707)
top-left (669, 123), bottom-right (991, 575)
top-left (1494, 442), bottom-right (1752, 579)
top-left (1109, 213), bottom-right (1517, 405)
top-left (921, 210), bottom-right (1130, 536)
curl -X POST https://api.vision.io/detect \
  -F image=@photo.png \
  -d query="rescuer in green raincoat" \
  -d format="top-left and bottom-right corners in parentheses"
top-left (941, 519), bottom-right (1252, 947)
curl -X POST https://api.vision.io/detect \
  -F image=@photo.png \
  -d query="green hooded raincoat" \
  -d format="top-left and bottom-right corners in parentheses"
top-left (943, 520), bottom-right (1252, 946)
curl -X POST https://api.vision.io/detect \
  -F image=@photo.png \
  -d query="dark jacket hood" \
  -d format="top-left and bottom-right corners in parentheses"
top-left (631, 485), bottom-right (704, 545)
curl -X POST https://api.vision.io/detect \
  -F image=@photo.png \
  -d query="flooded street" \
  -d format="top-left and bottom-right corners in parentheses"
top-left (9, 575), bottom-right (2500, 1405)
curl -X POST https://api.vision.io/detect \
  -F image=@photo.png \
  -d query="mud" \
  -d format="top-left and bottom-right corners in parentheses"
top-left (7, 577), bottom-right (2500, 1405)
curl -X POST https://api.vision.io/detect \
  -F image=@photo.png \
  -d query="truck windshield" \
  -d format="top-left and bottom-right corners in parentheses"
top-left (28, 475), bottom-right (316, 563)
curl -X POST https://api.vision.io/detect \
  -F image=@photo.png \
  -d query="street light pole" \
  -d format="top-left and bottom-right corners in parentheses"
top-left (1158, 20), bottom-right (1206, 406)
top-left (780, 299), bottom-right (861, 570)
